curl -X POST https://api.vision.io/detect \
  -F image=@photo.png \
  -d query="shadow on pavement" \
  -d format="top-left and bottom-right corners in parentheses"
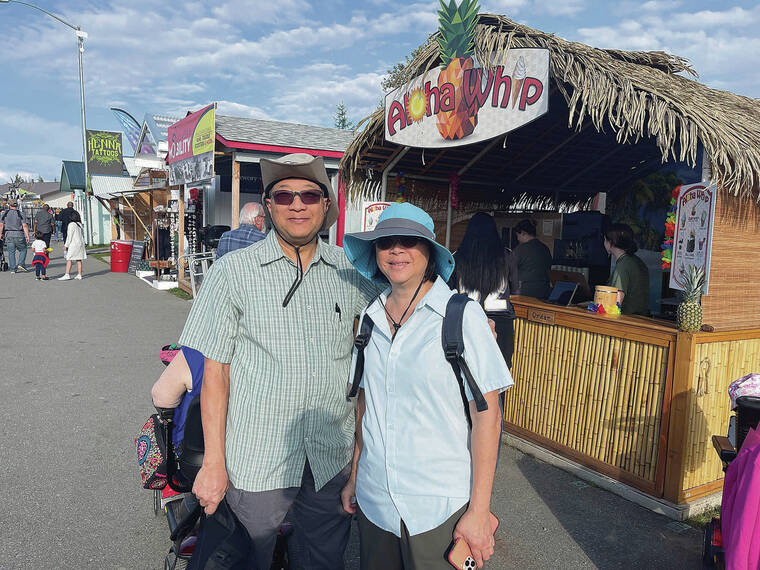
top-left (512, 448), bottom-right (702, 568)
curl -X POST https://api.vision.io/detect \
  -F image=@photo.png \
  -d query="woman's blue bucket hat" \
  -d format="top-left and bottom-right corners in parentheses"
top-left (343, 202), bottom-right (455, 283)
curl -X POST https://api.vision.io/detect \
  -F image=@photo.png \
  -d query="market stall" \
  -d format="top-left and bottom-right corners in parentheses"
top-left (340, 13), bottom-right (760, 506)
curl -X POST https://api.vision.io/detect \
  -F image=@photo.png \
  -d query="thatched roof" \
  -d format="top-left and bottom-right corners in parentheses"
top-left (341, 14), bottom-right (760, 202)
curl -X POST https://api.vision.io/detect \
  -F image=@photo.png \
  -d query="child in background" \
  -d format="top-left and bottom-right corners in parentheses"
top-left (31, 231), bottom-right (50, 280)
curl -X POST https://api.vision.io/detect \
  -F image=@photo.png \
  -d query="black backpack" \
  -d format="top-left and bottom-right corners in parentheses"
top-left (347, 293), bottom-right (488, 425)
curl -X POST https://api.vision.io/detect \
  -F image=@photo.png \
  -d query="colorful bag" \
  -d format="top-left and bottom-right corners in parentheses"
top-left (729, 374), bottom-right (760, 410)
top-left (136, 414), bottom-right (170, 489)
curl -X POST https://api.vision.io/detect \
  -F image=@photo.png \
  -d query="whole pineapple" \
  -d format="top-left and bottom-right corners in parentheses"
top-left (436, 0), bottom-right (480, 140)
top-left (676, 265), bottom-right (706, 332)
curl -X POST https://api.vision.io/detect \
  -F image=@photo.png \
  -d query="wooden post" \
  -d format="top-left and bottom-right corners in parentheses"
top-left (232, 157), bottom-right (240, 229)
top-left (663, 332), bottom-right (697, 502)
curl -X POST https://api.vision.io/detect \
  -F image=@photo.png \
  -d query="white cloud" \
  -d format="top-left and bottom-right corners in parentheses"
top-left (211, 0), bottom-right (312, 25)
top-left (534, 0), bottom-right (587, 17)
top-left (575, 6), bottom-right (760, 97)
top-left (481, 0), bottom-right (529, 15)
top-left (216, 100), bottom-right (269, 119)
top-left (640, 0), bottom-right (683, 11)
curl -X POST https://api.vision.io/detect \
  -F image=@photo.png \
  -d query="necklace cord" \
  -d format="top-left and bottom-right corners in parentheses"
top-left (380, 278), bottom-right (426, 340)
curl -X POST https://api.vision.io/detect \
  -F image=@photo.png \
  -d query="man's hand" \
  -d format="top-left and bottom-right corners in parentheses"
top-left (340, 476), bottom-right (357, 515)
top-left (453, 507), bottom-right (495, 568)
top-left (192, 462), bottom-right (229, 515)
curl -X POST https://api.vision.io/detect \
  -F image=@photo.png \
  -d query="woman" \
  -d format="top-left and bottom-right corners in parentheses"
top-left (58, 210), bottom-right (87, 280)
top-left (604, 223), bottom-right (650, 315)
top-left (450, 212), bottom-right (519, 369)
top-left (341, 203), bottom-right (512, 569)
top-left (513, 219), bottom-right (552, 299)
top-left (152, 345), bottom-right (206, 490)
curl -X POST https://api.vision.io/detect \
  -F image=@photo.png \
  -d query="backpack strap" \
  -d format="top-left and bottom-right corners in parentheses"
top-left (347, 313), bottom-right (375, 400)
top-left (443, 294), bottom-right (489, 427)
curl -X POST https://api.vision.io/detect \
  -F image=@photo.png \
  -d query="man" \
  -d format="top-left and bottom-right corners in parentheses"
top-left (215, 202), bottom-right (266, 259)
top-left (34, 204), bottom-right (55, 250)
top-left (179, 154), bottom-right (376, 569)
top-left (0, 200), bottom-right (30, 273)
top-left (59, 201), bottom-right (76, 243)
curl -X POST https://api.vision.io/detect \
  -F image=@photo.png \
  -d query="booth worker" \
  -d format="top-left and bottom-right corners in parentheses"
top-left (604, 223), bottom-right (650, 315)
top-left (513, 219), bottom-right (553, 299)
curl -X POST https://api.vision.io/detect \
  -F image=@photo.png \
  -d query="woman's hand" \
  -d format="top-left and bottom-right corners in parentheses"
top-left (192, 462), bottom-right (229, 515)
top-left (340, 476), bottom-right (357, 514)
top-left (453, 507), bottom-right (494, 568)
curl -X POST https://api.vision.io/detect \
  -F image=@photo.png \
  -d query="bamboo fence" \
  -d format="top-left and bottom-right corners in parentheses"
top-left (681, 338), bottom-right (760, 491)
top-left (506, 318), bottom-right (669, 483)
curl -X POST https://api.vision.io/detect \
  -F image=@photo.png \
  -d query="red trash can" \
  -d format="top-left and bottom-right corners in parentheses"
top-left (110, 240), bottom-right (133, 273)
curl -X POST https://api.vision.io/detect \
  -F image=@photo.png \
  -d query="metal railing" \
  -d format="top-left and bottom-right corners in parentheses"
top-left (178, 251), bottom-right (215, 297)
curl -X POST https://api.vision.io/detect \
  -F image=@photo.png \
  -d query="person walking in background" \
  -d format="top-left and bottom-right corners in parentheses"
top-left (59, 201), bottom-right (76, 244)
top-left (450, 212), bottom-right (519, 369)
top-left (0, 199), bottom-right (30, 273)
top-left (513, 219), bottom-right (553, 300)
top-left (31, 231), bottom-right (50, 281)
top-left (215, 202), bottom-right (267, 259)
top-left (33, 204), bottom-right (55, 251)
top-left (54, 208), bottom-right (63, 241)
top-left (59, 211), bottom-right (87, 281)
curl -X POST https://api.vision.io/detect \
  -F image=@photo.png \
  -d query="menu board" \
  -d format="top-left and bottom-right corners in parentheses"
top-left (362, 202), bottom-right (391, 231)
top-left (670, 182), bottom-right (716, 293)
top-left (128, 240), bottom-right (146, 273)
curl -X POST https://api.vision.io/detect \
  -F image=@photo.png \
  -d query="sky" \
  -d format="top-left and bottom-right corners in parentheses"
top-left (1, 0), bottom-right (759, 182)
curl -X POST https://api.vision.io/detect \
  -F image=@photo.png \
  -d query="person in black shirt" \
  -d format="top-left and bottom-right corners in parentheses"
top-left (58, 201), bottom-right (76, 243)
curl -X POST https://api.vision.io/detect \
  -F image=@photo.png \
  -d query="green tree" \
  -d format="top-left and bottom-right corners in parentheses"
top-left (36, 175), bottom-right (44, 183)
top-left (334, 101), bottom-right (354, 130)
top-left (381, 42), bottom-right (429, 92)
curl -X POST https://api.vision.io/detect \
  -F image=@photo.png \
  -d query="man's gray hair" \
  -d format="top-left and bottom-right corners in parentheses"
top-left (239, 202), bottom-right (264, 225)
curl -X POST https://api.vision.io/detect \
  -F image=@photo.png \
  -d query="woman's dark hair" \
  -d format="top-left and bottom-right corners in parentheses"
top-left (605, 223), bottom-right (638, 255)
top-left (70, 211), bottom-right (82, 224)
top-left (453, 212), bottom-right (506, 295)
top-left (373, 238), bottom-right (437, 283)
top-left (514, 218), bottom-right (537, 237)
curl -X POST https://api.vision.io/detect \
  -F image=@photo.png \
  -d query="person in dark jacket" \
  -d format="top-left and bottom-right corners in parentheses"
top-left (58, 201), bottom-right (76, 243)
top-left (513, 218), bottom-right (553, 300)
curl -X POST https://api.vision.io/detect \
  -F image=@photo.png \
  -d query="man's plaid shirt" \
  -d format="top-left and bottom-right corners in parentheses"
top-left (215, 224), bottom-right (266, 259)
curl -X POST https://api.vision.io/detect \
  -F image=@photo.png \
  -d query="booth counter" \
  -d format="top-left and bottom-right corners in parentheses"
top-left (507, 296), bottom-right (760, 503)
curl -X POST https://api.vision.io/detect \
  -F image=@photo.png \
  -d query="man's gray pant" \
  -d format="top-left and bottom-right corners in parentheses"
top-left (226, 460), bottom-right (352, 570)
top-left (6, 236), bottom-right (27, 270)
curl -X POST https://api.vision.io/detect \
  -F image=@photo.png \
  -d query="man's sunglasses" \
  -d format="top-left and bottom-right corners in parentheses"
top-left (374, 236), bottom-right (422, 250)
top-left (270, 190), bottom-right (324, 206)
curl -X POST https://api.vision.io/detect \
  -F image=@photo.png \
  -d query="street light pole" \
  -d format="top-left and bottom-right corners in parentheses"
top-left (1, 0), bottom-right (93, 244)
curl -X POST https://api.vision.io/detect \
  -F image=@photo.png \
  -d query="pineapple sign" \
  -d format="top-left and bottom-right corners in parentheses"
top-left (384, 0), bottom-right (549, 148)
top-left (670, 182), bottom-right (716, 294)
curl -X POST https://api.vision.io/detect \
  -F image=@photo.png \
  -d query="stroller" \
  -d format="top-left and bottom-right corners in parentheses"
top-left (155, 345), bottom-right (291, 570)
top-left (704, 377), bottom-right (760, 568)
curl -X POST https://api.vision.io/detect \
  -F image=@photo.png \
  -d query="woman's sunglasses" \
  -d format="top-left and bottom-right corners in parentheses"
top-left (375, 236), bottom-right (422, 250)
top-left (271, 189), bottom-right (324, 206)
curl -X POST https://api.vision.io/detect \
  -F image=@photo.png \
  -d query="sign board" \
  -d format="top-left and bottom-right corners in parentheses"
top-left (128, 240), bottom-right (146, 273)
top-left (528, 308), bottom-right (555, 326)
top-left (86, 130), bottom-right (123, 176)
top-left (670, 182), bottom-right (716, 293)
top-left (384, 48), bottom-right (550, 148)
top-left (362, 201), bottom-right (391, 231)
top-left (167, 104), bottom-right (216, 186)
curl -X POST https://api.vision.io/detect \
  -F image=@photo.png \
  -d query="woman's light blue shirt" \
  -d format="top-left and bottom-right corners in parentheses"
top-left (354, 277), bottom-right (514, 537)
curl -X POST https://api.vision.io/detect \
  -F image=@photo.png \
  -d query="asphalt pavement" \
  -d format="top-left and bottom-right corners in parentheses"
top-left (0, 243), bottom-right (703, 569)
